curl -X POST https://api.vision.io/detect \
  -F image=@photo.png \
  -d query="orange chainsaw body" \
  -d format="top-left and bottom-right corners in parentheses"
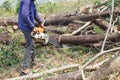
top-left (36, 27), bottom-right (45, 33)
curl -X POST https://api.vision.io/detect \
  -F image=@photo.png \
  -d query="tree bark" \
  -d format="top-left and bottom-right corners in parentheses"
top-left (0, 16), bottom-right (18, 26)
top-left (51, 32), bottom-right (120, 44)
top-left (93, 19), bottom-right (109, 30)
top-left (20, 32), bottom-right (120, 46)
top-left (0, 10), bottom-right (119, 26)
top-left (44, 10), bottom-right (119, 26)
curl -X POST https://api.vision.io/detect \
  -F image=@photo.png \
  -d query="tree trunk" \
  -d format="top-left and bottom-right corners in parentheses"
top-left (51, 32), bottom-right (120, 44)
top-left (0, 10), bottom-right (119, 26)
top-left (93, 19), bottom-right (109, 30)
top-left (0, 16), bottom-right (18, 26)
top-left (44, 10), bottom-right (119, 26)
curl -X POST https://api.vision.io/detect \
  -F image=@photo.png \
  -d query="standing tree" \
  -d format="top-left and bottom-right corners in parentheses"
top-left (1, 0), bottom-right (12, 12)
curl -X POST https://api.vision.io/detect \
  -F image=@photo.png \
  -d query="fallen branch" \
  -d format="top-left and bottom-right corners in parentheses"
top-left (93, 19), bottom-right (109, 30)
top-left (100, 0), bottom-right (114, 52)
top-left (45, 58), bottom-right (109, 80)
top-left (44, 10), bottom-right (120, 26)
top-left (86, 53), bottom-right (120, 80)
top-left (70, 21), bottom-right (91, 35)
top-left (6, 58), bottom-right (109, 80)
top-left (57, 32), bottom-right (120, 44)
top-left (5, 64), bottom-right (80, 80)
top-left (45, 50), bottom-right (119, 80)
top-left (0, 10), bottom-right (119, 26)
top-left (84, 58), bottom-right (109, 71)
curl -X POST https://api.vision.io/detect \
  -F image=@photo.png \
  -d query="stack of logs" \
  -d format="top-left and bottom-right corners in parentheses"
top-left (0, 4), bottom-right (120, 49)
top-left (1, 2), bottom-right (120, 80)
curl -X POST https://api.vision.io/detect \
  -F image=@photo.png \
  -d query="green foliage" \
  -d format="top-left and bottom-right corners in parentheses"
top-left (94, 0), bottom-right (120, 8)
top-left (36, 2), bottom-right (58, 14)
top-left (93, 25), bottom-right (104, 34)
top-left (118, 16), bottom-right (120, 25)
top-left (0, 0), bottom-right (20, 16)
top-left (0, 0), bottom-right (12, 12)
top-left (0, 39), bottom-right (23, 68)
top-left (94, 0), bottom-right (102, 5)
top-left (14, 0), bottom-right (20, 14)
top-left (52, 50), bottom-right (62, 59)
top-left (62, 46), bottom-right (97, 58)
top-left (94, 0), bottom-right (120, 26)
top-left (105, 0), bottom-right (119, 8)
top-left (36, 1), bottom-right (81, 14)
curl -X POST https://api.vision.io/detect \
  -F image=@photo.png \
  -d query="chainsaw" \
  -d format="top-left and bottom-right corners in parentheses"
top-left (31, 27), bottom-right (62, 48)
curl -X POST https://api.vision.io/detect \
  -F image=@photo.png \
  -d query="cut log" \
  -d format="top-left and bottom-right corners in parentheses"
top-left (94, 19), bottom-right (119, 32)
top-left (52, 32), bottom-right (120, 44)
top-left (0, 10), bottom-right (119, 26)
top-left (0, 16), bottom-right (18, 26)
top-left (21, 32), bottom-right (120, 45)
top-left (44, 10), bottom-right (119, 26)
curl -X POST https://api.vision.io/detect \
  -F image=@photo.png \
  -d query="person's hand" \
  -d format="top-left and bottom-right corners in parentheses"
top-left (33, 27), bottom-right (37, 32)
top-left (40, 23), bottom-right (45, 28)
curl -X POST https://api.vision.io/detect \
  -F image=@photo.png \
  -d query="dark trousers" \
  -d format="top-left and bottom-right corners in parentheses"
top-left (21, 30), bottom-right (35, 69)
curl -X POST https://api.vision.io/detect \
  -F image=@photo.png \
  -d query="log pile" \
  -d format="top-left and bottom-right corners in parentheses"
top-left (1, 10), bottom-right (120, 46)
top-left (2, 0), bottom-right (120, 80)
top-left (0, 10), bottom-right (119, 26)
top-left (0, 2), bottom-right (120, 46)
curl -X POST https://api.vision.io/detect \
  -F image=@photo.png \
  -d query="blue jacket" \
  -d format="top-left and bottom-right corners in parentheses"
top-left (18, 0), bottom-right (42, 32)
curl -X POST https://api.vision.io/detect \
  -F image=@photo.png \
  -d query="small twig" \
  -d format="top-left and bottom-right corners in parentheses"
top-left (101, 6), bottom-right (108, 12)
top-left (85, 58), bottom-right (109, 71)
top-left (81, 69), bottom-right (86, 80)
top-left (6, 58), bottom-right (110, 80)
top-left (59, 21), bottom-right (91, 42)
top-left (81, 58), bottom-right (109, 80)
top-left (110, 17), bottom-right (118, 33)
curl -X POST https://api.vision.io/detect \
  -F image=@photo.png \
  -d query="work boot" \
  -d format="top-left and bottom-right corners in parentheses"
top-left (20, 68), bottom-right (32, 76)
top-left (32, 62), bottom-right (39, 69)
